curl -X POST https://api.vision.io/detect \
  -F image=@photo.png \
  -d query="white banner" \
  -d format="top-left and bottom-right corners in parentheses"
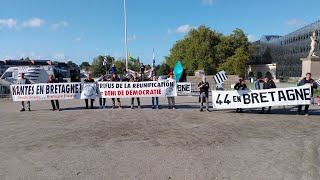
top-left (98, 81), bottom-right (177, 98)
top-left (177, 82), bottom-right (191, 94)
top-left (212, 85), bottom-right (312, 109)
top-left (81, 83), bottom-right (97, 99)
top-left (10, 83), bottom-right (84, 101)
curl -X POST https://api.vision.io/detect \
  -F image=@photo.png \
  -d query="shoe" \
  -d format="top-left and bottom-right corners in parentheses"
top-left (52, 109), bottom-right (57, 111)
top-left (103, 106), bottom-right (106, 109)
top-left (112, 106), bottom-right (115, 109)
top-left (28, 108), bottom-right (31, 111)
top-left (156, 106), bottom-right (159, 109)
top-left (119, 106), bottom-right (122, 109)
top-left (152, 106), bottom-right (155, 109)
top-left (138, 106), bottom-right (141, 109)
top-left (172, 106), bottom-right (176, 109)
top-left (200, 109), bottom-right (203, 112)
top-left (259, 111), bottom-right (264, 114)
top-left (91, 106), bottom-right (94, 109)
top-left (305, 113), bottom-right (309, 116)
top-left (206, 109), bottom-right (211, 112)
top-left (131, 105), bottom-right (133, 109)
top-left (99, 106), bottom-right (102, 109)
top-left (58, 109), bottom-right (61, 111)
top-left (168, 107), bottom-right (171, 109)
top-left (20, 108), bottom-right (25, 112)
top-left (86, 106), bottom-right (88, 109)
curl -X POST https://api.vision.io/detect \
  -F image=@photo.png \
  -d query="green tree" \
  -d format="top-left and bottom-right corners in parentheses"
top-left (156, 63), bottom-right (171, 76)
top-left (90, 56), bottom-right (106, 77)
top-left (113, 59), bottom-right (126, 74)
top-left (66, 61), bottom-right (79, 69)
top-left (79, 61), bottom-right (91, 70)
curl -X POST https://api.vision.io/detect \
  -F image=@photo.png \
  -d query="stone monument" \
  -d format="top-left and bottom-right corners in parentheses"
top-left (301, 31), bottom-right (320, 78)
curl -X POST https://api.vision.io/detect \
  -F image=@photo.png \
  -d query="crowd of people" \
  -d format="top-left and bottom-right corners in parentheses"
top-left (16, 71), bottom-right (318, 116)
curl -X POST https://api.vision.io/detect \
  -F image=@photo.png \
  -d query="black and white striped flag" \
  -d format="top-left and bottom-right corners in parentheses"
top-left (103, 57), bottom-right (108, 66)
top-left (213, 70), bottom-right (228, 84)
top-left (316, 79), bottom-right (320, 86)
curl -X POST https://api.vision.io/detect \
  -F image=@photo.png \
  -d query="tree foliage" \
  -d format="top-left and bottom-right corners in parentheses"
top-left (165, 26), bottom-right (253, 76)
top-left (66, 61), bottom-right (79, 69)
top-left (90, 56), bottom-right (106, 77)
top-left (79, 61), bottom-right (91, 70)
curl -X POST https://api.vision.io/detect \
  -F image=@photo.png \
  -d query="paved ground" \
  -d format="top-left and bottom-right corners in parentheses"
top-left (0, 97), bottom-right (320, 180)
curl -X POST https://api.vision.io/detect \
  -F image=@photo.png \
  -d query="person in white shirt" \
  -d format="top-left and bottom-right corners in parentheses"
top-left (17, 73), bottom-right (31, 112)
top-left (167, 72), bottom-right (176, 109)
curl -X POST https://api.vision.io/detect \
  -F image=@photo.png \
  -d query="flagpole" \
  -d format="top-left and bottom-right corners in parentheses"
top-left (124, 0), bottom-right (128, 71)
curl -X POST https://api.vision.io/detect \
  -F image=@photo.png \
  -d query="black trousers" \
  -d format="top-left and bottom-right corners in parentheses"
top-left (298, 105), bottom-right (309, 114)
top-left (99, 98), bottom-right (106, 106)
top-left (51, 100), bottom-right (59, 110)
top-left (85, 99), bottom-right (94, 109)
top-left (131, 97), bottom-right (140, 106)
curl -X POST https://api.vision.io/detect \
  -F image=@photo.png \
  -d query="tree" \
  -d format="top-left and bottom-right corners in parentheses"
top-left (66, 61), bottom-right (79, 69)
top-left (79, 61), bottom-right (91, 70)
top-left (156, 63), bottom-right (171, 76)
top-left (90, 56), bottom-right (107, 77)
top-left (114, 60), bottom-right (126, 74)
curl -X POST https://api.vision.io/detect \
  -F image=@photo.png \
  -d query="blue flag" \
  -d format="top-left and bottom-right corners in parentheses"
top-left (173, 60), bottom-right (183, 81)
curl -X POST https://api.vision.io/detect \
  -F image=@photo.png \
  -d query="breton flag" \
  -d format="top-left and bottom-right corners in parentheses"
top-left (152, 48), bottom-right (155, 69)
top-left (103, 56), bottom-right (108, 66)
top-left (213, 70), bottom-right (228, 84)
top-left (316, 78), bottom-right (320, 86)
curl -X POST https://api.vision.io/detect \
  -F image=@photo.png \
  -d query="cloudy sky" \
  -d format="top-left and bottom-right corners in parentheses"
top-left (1, 0), bottom-right (320, 65)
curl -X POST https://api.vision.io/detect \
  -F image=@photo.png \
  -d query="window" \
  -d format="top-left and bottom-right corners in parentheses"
top-left (1, 72), bottom-right (13, 79)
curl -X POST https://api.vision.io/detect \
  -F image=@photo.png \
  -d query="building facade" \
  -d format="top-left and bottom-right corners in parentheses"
top-left (248, 20), bottom-right (320, 79)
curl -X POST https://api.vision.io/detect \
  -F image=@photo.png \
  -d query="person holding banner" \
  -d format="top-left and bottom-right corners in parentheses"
top-left (297, 72), bottom-right (318, 116)
top-left (98, 75), bottom-right (107, 109)
top-left (130, 73), bottom-right (141, 109)
top-left (167, 72), bottom-right (176, 109)
top-left (47, 74), bottom-right (60, 111)
top-left (260, 76), bottom-right (277, 114)
top-left (151, 76), bottom-right (159, 109)
top-left (198, 76), bottom-right (210, 112)
top-left (17, 73), bottom-right (31, 112)
top-left (234, 79), bottom-right (247, 113)
top-left (84, 73), bottom-right (95, 109)
top-left (110, 73), bottom-right (122, 109)
top-left (253, 77), bottom-right (261, 90)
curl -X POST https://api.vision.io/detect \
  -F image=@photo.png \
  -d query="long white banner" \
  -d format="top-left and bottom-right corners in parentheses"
top-left (177, 82), bottom-right (191, 94)
top-left (98, 81), bottom-right (177, 98)
top-left (10, 81), bottom-right (177, 101)
top-left (212, 85), bottom-right (312, 109)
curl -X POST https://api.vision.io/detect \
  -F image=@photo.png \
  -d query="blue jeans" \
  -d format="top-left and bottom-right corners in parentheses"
top-left (152, 97), bottom-right (159, 107)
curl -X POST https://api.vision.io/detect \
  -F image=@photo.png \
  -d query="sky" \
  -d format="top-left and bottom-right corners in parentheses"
top-left (1, 0), bottom-right (320, 66)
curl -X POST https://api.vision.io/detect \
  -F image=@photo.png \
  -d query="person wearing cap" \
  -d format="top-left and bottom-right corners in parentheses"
top-left (130, 73), bottom-right (141, 109)
top-left (97, 74), bottom-right (107, 109)
top-left (297, 72), bottom-right (318, 116)
top-left (260, 76), bottom-right (276, 114)
top-left (234, 78), bottom-right (247, 113)
top-left (167, 72), bottom-right (176, 109)
top-left (84, 73), bottom-right (95, 109)
top-left (198, 76), bottom-right (210, 112)
top-left (110, 73), bottom-right (122, 109)
top-left (47, 74), bottom-right (60, 111)
top-left (17, 73), bottom-right (31, 112)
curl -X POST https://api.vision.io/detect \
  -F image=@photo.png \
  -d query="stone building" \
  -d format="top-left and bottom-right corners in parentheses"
top-left (248, 20), bottom-right (320, 80)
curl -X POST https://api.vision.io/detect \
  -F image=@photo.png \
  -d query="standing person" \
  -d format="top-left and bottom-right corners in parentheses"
top-left (140, 63), bottom-right (145, 79)
top-left (130, 73), bottom-right (141, 109)
top-left (97, 74), bottom-right (107, 109)
top-left (47, 74), bottom-right (60, 111)
top-left (84, 73), bottom-right (95, 109)
top-left (234, 79), bottom-right (247, 113)
top-left (167, 72), bottom-right (176, 109)
top-left (17, 73), bottom-right (31, 112)
top-left (253, 77), bottom-right (261, 90)
top-left (110, 73), bottom-right (122, 109)
top-left (260, 76), bottom-right (276, 114)
top-left (109, 64), bottom-right (117, 74)
top-left (151, 76), bottom-right (159, 109)
top-left (198, 76), bottom-right (210, 112)
top-left (297, 72), bottom-right (318, 116)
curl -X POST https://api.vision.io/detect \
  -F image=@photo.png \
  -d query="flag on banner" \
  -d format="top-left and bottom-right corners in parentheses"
top-left (316, 79), bottom-right (320, 86)
top-left (214, 70), bottom-right (228, 84)
top-left (173, 60), bottom-right (183, 81)
top-left (103, 56), bottom-right (108, 66)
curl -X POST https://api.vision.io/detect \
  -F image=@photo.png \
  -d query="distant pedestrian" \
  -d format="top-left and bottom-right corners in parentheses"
top-left (234, 79), bottom-right (247, 113)
top-left (110, 73), bottom-right (122, 109)
top-left (17, 73), bottom-right (31, 112)
top-left (130, 73), bottom-right (141, 109)
top-left (97, 74), bottom-right (107, 109)
top-left (151, 76), bottom-right (159, 109)
top-left (198, 76), bottom-right (210, 112)
top-left (47, 74), bottom-right (60, 111)
top-left (167, 72), bottom-right (176, 109)
top-left (297, 72), bottom-right (318, 116)
top-left (84, 73), bottom-right (95, 109)
top-left (260, 76), bottom-right (276, 114)
top-left (253, 77), bottom-right (260, 90)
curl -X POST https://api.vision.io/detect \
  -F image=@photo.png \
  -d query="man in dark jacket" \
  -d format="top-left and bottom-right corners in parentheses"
top-left (198, 76), bottom-right (210, 112)
top-left (297, 72), bottom-right (318, 116)
top-left (234, 79), bottom-right (247, 113)
top-left (260, 76), bottom-right (276, 114)
top-left (47, 74), bottom-right (60, 111)
top-left (110, 73), bottom-right (122, 109)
